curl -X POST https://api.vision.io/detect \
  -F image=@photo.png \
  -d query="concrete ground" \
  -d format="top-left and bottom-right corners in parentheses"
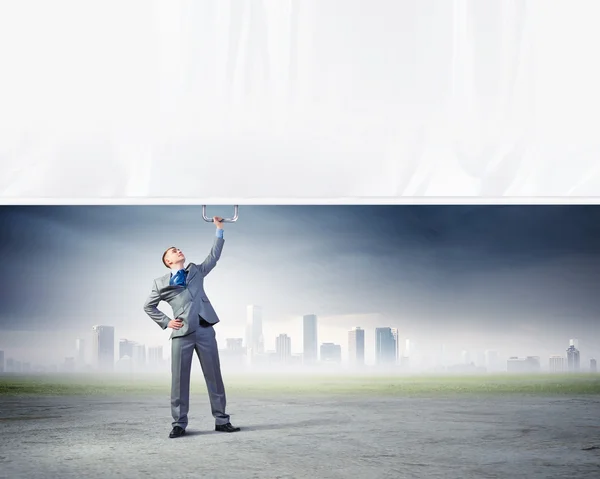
top-left (0, 393), bottom-right (599, 479)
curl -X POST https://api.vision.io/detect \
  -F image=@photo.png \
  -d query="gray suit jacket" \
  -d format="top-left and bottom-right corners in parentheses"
top-left (143, 237), bottom-right (224, 339)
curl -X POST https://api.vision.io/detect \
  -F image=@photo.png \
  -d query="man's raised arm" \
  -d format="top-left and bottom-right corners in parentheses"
top-left (196, 216), bottom-right (225, 277)
top-left (143, 280), bottom-right (171, 330)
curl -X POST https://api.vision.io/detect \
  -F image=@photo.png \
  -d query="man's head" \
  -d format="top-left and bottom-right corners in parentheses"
top-left (162, 246), bottom-right (185, 269)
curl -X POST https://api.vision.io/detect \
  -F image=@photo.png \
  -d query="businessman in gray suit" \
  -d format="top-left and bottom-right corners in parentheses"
top-left (143, 216), bottom-right (240, 438)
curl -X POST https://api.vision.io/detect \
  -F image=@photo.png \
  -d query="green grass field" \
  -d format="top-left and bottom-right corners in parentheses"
top-left (1, 373), bottom-right (599, 397)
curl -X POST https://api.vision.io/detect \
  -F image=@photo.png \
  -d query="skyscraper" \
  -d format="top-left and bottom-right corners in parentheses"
top-left (246, 305), bottom-right (264, 356)
top-left (223, 338), bottom-right (245, 365)
top-left (375, 327), bottom-right (397, 365)
top-left (549, 355), bottom-right (566, 373)
top-left (348, 327), bottom-right (365, 366)
top-left (75, 339), bottom-right (85, 366)
top-left (400, 338), bottom-right (411, 369)
top-left (92, 325), bottom-right (115, 372)
top-left (567, 344), bottom-right (580, 372)
top-left (132, 343), bottom-right (146, 369)
top-left (391, 328), bottom-right (400, 361)
top-left (303, 314), bottom-right (318, 363)
top-left (591, 358), bottom-right (597, 373)
top-left (275, 334), bottom-right (292, 363)
top-left (119, 339), bottom-right (135, 360)
top-left (148, 346), bottom-right (163, 365)
top-left (320, 343), bottom-right (342, 363)
top-left (0, 350), bottom-right (4, 373)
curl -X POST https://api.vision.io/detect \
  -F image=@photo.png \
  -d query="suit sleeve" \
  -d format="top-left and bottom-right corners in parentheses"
top-left (143, 280), bottom-right (171, 330)
top-left (196, 233), bottom-right (225, 277)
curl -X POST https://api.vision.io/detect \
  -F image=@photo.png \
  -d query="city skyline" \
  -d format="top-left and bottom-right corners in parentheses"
top-left (0, 312), bottom-right (596, 375)
top-left (1, 296), bottom-right (599, 371)
top-left (1, 205), bottom-right (599, 365)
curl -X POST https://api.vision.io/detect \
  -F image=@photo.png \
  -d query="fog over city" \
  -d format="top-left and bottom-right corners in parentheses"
top-left (0, 205), bottom-right (599, 374)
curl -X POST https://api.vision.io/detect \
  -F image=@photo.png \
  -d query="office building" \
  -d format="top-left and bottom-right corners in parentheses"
top-left (246, 305), bottom-right (264, 356)
top-left (549, 355), bottom-right (566, 373)
top-left (527, 356), bottom-right (541, 371)
top-left (221, 338), bottom-right (245, 366)
top-left (275, 334), bottom-right (292, 363)
top-left (303, 314), bottom-right (318, 363)
top-left (0, 350), bottom-right (4, 373)
top-left (567, 344), bottom-right (580, 372)
top-left (119, 339), bottom-right (135, 360)
top-left (348, 327), bottom-right (365, 366)
top-left (75, 339), bottom-right (85, 366)
top-left (507, 356), bottom-right (541, 373)
top-left (391, 328), bottom-right (400, 361)
top-left (320, 343), bottom-right (342, 363)
top-left (92, 325), bottom-right (115, 372)
top-left (147, 346), bottom-right (163, 365)
top-left (226, 338), bottom-right (244, 352)
top-left (132, 343), bottom-right (146, 369)
top-left (375, 327), bottom-right (397, 365)
top-left (399, 338), bottom-right (411, 369)
top-left (590, 358), bottom-right (597, 373)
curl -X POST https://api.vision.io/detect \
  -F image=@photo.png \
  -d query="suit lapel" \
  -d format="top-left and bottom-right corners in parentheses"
top-left (162, 266), bottom-right (194, 288)
top-left (160, 281), bottom-right (185, 301)
top-left (160, 273), bottom-right (171, 289)
top-left (185, 263), bottom-right (197, 285)
top-left (158, 266), bottom-right (195, 301)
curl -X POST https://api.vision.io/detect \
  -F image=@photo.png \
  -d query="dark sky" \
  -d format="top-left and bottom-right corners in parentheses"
top-left (0, 205), bottom-right (599, 357)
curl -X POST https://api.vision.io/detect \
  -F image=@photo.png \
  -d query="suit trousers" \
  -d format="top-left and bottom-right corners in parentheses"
top-left (170, 323), bottom-right (230, 428)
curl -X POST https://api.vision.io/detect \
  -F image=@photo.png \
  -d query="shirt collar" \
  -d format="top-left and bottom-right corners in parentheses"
top-left (170, 265), bottom-right (186, 275)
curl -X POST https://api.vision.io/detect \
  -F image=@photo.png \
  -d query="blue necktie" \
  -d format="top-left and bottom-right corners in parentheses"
top-left (170, 269), bottom-right (186, 287)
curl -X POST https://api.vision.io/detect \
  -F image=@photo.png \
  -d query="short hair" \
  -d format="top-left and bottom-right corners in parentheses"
top-left (162, 246), bottom-right (176, 268)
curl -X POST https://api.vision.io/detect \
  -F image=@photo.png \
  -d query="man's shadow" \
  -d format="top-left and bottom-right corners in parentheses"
top-left (184, 419), bottom-right (325, 436)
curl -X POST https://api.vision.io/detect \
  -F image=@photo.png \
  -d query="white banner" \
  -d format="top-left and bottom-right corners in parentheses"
top-left (0, 0), bottom-right (598, 199)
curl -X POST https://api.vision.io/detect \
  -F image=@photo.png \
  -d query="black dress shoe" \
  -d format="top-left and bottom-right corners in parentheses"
top-left (215, 423), bottom-right (240, 433)
top-left (169, 426), bottom-right (186, 438)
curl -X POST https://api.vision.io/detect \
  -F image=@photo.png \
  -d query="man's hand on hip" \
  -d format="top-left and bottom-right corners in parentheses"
top-left (168, 319), bottom-right (183, 329)
top-left (214, 216), bottom-right (223, 229)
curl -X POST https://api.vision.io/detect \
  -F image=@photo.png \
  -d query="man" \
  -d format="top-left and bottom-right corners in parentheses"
top-left (143, 216), bottom-right (240, 438)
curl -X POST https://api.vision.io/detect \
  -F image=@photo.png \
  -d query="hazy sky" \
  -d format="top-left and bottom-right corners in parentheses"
top-left (0, 205), bottom-right (599, 364)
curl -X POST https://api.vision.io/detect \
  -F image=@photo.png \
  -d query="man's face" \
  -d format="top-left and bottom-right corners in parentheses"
top-left (164, 247), bottom-right (185, 268)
